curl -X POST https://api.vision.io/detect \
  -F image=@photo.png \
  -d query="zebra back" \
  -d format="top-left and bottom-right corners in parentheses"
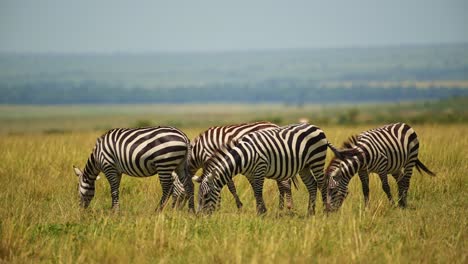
top-left (189, 121), bottom-right (279, 174)
top-left (204, 123), bottom-right (328, 186)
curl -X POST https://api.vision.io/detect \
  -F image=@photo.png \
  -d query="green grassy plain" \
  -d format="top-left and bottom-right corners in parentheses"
top-left (1, 122), bottom-right (467, 263)
top-left (1, 98), bottom-right (467, 135)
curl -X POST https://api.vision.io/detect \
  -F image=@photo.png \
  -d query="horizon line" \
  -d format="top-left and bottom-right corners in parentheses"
top-left (1, 41), bottom-right (467, 56)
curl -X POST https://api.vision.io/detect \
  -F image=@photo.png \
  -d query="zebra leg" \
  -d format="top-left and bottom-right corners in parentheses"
top-left (358, 171), bottom-right (370, 206)
top-left (285, 179), bottom-right (294, 210)
top-left (276, 180), bottom-right (285, 210)
top-left (171, 193), bottom-right (177, 208)
top-left (249, 175), bottom-right (267, 215)
top-left (175, 160), bottom-right (195, 212)
top-left (397, 166), bottom-right (414, 208)
top-left (156, 172), bottom-right (174, 212)
top-left (172, 193), bottom-right (186, 209)
top-left (104, 170), bottom-right (122, 211)
top-left (314, 165), bottom-right (328, 209)
top-left (171, 171), bottom-right (187, 209)
top-left (277, 179), bottom-right (293, 210)
top-left (226, 178), bottom-right (243, 209)
top-left (379, 173), bottom-right (394, 204)
top-left (299, 168), bottom-right (318, 216)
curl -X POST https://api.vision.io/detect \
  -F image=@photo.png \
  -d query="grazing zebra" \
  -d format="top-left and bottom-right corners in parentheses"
top-left (172, 121), bottom-right (296, 210)
top-left (326, 135), bottom-right (392, 206)
top-left (326, 123), bottom-right (435, 211)
top-left (197, 123), bottom-right (329, 215)
top-left (73, 126), bottom-right (194, 212)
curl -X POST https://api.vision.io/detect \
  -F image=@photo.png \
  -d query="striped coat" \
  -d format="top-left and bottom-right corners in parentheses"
top-left (172, 122), bottom-right (296, 210)
top-left (198, 123), bottom-right (329, 215)
top-left (326, 135), bottom-right (393, 205)
top-left (73, 126), bottom-right (194, 211)
top-left (326, 123), bottom-right (435, 211)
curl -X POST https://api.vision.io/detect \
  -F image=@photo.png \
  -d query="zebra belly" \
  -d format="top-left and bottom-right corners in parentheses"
top-left (264, 164), bottom-right (301, 181)
top-left (113, 154), bottom-right (181, 177)
top-left (117, 164), bottom-right (159, 177)
top-left (366, 151), bottom-right (411, 176)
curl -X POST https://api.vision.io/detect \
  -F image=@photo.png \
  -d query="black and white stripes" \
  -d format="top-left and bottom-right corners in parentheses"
top-left (73, 126), bottom-right (194, 211)
top-left (73, 122), bottom-right (435, 215)
top-left (326, 123), bottom-right (435, 211)
top-left (325, 135), bottom-right (394, 206)
top-left (197, 123), bottom-right (329, 215)
top-left (173, 121), bottom-right (296, 210)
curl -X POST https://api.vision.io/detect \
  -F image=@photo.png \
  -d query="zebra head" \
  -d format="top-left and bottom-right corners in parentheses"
top-left (73, 165), bottom-right (96, 208)
top-left (325, 159), bottom-right (349, 212)
top-left (326, 144), bottom-right (363, 212)
top-left (197, 171), bottom-right (221, 214)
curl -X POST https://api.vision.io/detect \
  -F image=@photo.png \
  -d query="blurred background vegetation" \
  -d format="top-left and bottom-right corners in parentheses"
top-left (0, 97), bottom-right (466, 135)
top-left (1, 44), bottom-right (467, 104)
top-left (0, 44), bottom-right (467, 134)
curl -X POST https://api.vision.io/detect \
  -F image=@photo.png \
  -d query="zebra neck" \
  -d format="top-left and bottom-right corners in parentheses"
top-left (191, 141), bottom-right (207, 168)
top-left (341, 157), bottom-right (362, 183)
top-left (208, 158), bottom-right (244, 199)
top-left (209, 144), bottom-right (249, 189)
top-left (83, 152), bottom-right (100, 181)
top-left (216, 161), bottom-right (241, 187)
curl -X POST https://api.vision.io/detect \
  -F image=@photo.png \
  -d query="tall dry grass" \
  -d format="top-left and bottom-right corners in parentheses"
top-left (0, 125), bottom-right (466, 263)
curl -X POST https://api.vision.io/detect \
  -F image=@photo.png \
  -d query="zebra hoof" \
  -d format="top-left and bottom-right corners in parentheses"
top-left (256, 207), bottom-right (267, 215)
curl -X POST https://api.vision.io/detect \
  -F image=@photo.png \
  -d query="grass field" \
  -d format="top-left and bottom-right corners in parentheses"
top-left (1, 98), bottom-right (467, 134)
top-left (0, 122), bottom-right (466, 263)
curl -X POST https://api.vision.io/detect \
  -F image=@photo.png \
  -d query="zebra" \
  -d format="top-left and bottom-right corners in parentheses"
top-left (326, 135), bottom-right (392, 206)
top-left (197, 123), bottom-right (329, 215)
top-left (172, 121), bottom-right (297, 210)
top-left (73, 126), bottom-right (194, 212)
top-left (326, 123), bottom-right (435, 211)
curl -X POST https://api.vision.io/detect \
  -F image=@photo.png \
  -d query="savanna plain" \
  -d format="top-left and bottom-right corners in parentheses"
top-left (0, 105), bottom-right (467, 263)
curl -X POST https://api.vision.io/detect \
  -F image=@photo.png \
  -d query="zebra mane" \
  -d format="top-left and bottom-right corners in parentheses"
top-left (327, 135), bottom-right (364, 173)
top-left (342, 135), bottom-right (359, 148)
top-left (203, 145), bottom-right (232, 175)
top-left (326, 146), bottom-right (364, 177)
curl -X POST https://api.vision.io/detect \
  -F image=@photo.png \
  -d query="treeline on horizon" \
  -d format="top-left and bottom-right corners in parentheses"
top-left (1, 80), bottom-right (467, 104)
top-left (2, 44), bottom-right (468, 104)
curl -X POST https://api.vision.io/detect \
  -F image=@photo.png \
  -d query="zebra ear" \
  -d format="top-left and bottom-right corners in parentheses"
top-left (73, 166), bottom-right (83, 177)
top-left (192, 175), bottom-right (203, 183)
top-left (207, 172), bottom-right (216, 182)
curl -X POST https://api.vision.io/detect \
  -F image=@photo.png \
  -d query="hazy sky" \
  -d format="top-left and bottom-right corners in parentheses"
top-left (0, 0), bottom-right (466, 53)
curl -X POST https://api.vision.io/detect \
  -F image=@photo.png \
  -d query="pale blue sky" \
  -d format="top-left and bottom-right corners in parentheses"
top-left (0, 0), bottom-right (466, 53)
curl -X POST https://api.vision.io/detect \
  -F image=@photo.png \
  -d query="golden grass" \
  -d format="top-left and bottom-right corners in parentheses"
top-left (0, 125), bottom-right (467, 263)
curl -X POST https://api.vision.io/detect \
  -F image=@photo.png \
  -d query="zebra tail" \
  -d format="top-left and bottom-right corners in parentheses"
top-left (415, 159), bottom-right (436, 177)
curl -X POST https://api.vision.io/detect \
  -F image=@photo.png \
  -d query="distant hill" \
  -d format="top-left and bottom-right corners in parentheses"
top-left (1, 44), bottom-right (467, 104)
